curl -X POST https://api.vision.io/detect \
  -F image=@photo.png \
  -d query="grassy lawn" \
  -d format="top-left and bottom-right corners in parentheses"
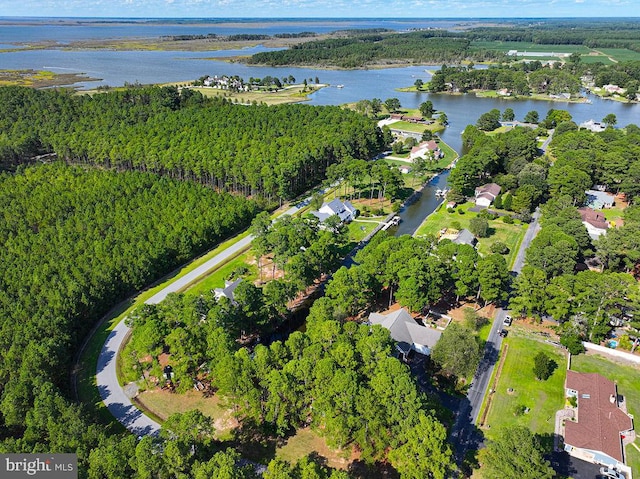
top-left (597, 48), bottom-right (640, 62)
top-left (135, 390), bottom-right (236, 440)
top-left (185, 251), bottom-right (256, 297)
top-left (188, 84), bottom-right (322, 105)
top-left (276, 428), bottom-right (354, 470)
top-left (596, 204), bottom-right (625, 224)
top-left (471, 41), bottom-right (591, 55)
top-left (570, 353), bottom-right (640, 474)
top-left (483, 336), bottom-right (567, 439)
top-left (414, 202), bottom-right (527, 267)
top-left (347, 219), bottom-right (380, 242)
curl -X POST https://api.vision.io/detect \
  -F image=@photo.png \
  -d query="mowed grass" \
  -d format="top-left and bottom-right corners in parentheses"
top-left (135, 390), bottom-right (236, 440)
top-left (185, 251), bottom-right (256, 297)
top-left (414, 202), bottom-right (527, 267)
top-left (276, 428), bottom-right (355, 470)
top-left (471, 41), bottom-right (591, 54)
top-left (483, 336), bottom-right (567, 439)
top-left (189, 84), bottom-right (321, 105)
top-left (570, 353), bottom-right (640, 475)
top-left (597, 48), bottom-right (640, 62)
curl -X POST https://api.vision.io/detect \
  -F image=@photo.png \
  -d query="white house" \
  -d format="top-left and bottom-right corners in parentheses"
top-left (474, 183), bottom-right (501, 208)
top-left (310, 199), bottom-right (357, 223)
top-left (368, 308), bottom-right (442, 358)
top-left (580, 119), bottom-right (606, 133)
top-left (214, 278), bottom-right (242, 304)
top-left (409, 140), bottom-right (443, 161)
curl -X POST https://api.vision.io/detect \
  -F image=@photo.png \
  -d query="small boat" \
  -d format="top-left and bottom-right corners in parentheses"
top-left (336, 84), bottom-right (344, 89)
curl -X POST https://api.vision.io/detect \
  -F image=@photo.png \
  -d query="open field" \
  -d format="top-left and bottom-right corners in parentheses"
top-left (570, 353), bottom-right (640, 474)
top-left (471, 41), bottom-right (591, 55)
top-left (414, 202), bottom-right (527, 268)
top-left (596, 48), bottom-right (640, 62)
top-left (482, 335), bottom-right (567, 438)
top-left (136, 390), bottom-right (237, 440)
top-left (276, 428), bottom-right (356, 470)
top-left (188, 84), bottom-right (323, 105)
top-left (0, 69), bottom-right (99, 88)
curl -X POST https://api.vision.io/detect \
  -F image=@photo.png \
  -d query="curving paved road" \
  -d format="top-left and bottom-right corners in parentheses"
top-left (96, 201), bottom-right (305, 436)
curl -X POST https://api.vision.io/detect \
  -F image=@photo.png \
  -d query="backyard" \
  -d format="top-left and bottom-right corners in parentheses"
top-left (481, 335), bottom-right (567, 439)
top-left (414, 201), bottom-right (528, 268)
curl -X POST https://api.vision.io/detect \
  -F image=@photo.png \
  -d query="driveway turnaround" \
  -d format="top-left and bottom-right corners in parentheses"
top-left (96, 201), bottom-right (305, 435)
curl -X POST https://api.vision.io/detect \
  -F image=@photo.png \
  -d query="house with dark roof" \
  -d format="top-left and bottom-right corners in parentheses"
top-left (310, 199), bottom-right (357, 223)
top-left (561, 371), bottom-right (634, 472)
top-left (474, 183), bottom-right (501, 208)
top-left (578, 207), bottom-right (609, 239)
top-left (368, 308), bottom-right (442, 358)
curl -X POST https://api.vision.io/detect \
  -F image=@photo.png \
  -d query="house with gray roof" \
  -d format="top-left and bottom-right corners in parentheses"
top-left (310, 198), bottom-right (357, 223)
top-left (368, 308), bottom-right (442, 358)
top-left (474, 183), bottom-right (501, 208)
top-left (585, 190), bottom-right (615, 209)
top-left (453, 229), bottom-right (477, 247)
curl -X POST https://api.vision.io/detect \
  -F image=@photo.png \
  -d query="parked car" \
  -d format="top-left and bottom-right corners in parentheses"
top-left (503, 315), bottom-right (512, 326)
top-left (498, 329), bottom-right (508, 338)
top-left (599, 467), bottom-right (624, 479)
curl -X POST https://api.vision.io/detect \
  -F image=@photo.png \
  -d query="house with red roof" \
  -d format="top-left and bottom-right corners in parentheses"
top-left (578, 207), bottom-right (609, 239)
top-left (561, 371), bottom-right (634, 473)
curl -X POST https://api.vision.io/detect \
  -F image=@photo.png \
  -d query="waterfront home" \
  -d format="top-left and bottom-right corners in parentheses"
top-left (474, 183), bottom-right (501, 208)
top-left (368, 308), bottom-right (442, 359)
top-left (409, 140), bottom-right (443, 161)
top-left (310, 199), bottom-right (357, 224)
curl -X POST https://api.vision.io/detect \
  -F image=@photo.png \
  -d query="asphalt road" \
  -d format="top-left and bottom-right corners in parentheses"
top-left (96, 201), bottom-right (304, 435)
top-left (451, 207), bottom-right (542, 462)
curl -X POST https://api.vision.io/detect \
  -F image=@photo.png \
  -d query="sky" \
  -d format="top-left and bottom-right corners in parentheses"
top-left (0, 0), bottom-right (637, 19)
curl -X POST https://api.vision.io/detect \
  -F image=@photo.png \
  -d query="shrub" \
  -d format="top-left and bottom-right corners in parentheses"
top-left (469, 217), bottom-right (489, 238)
top-left (490, 242), bottom-right (510, 255)
top-left (533, 351), bottom-right (557, 380)
top-left (502, 215), bottom-right (514, 224)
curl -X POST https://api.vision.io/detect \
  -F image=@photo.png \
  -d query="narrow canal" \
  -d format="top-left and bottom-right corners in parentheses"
top-left (394, 169), bottom-right (452, 236)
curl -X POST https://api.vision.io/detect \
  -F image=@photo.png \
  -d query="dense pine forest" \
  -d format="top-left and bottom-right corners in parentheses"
top-left (0, 164), bottom-right (258, 473)
top-left (0, 86), bottom-right (385, 202)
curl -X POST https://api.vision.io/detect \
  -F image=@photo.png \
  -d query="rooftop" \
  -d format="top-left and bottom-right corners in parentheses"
top-left (565, 370), bottom-right (634, 463)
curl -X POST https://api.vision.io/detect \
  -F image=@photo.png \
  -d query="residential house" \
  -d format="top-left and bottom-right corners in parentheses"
top-left (474, 183), bottom-right (501, 208)
top-left (603, 84), bottom-right (626, 95)
top-left (310, 198), bottom-right (357, 223)
top-left (409, 140), bottom-right (444, 161)
top-left (398, 165), bottom-right (412, 174)
top-left (580, 119), bottom-right (606, 133)
top-left (214, 278), bottom-right (242, 304)
top-left (452, 229), bottom-right (477, 247)
top-left (563, 371), bottom-right (634, 472)
top-left (578, 208), bottom-right (609, 239)
top-left (368, 308), bottom-right (442, 358)
top-left (585, 189), bottom-right (615, 209)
